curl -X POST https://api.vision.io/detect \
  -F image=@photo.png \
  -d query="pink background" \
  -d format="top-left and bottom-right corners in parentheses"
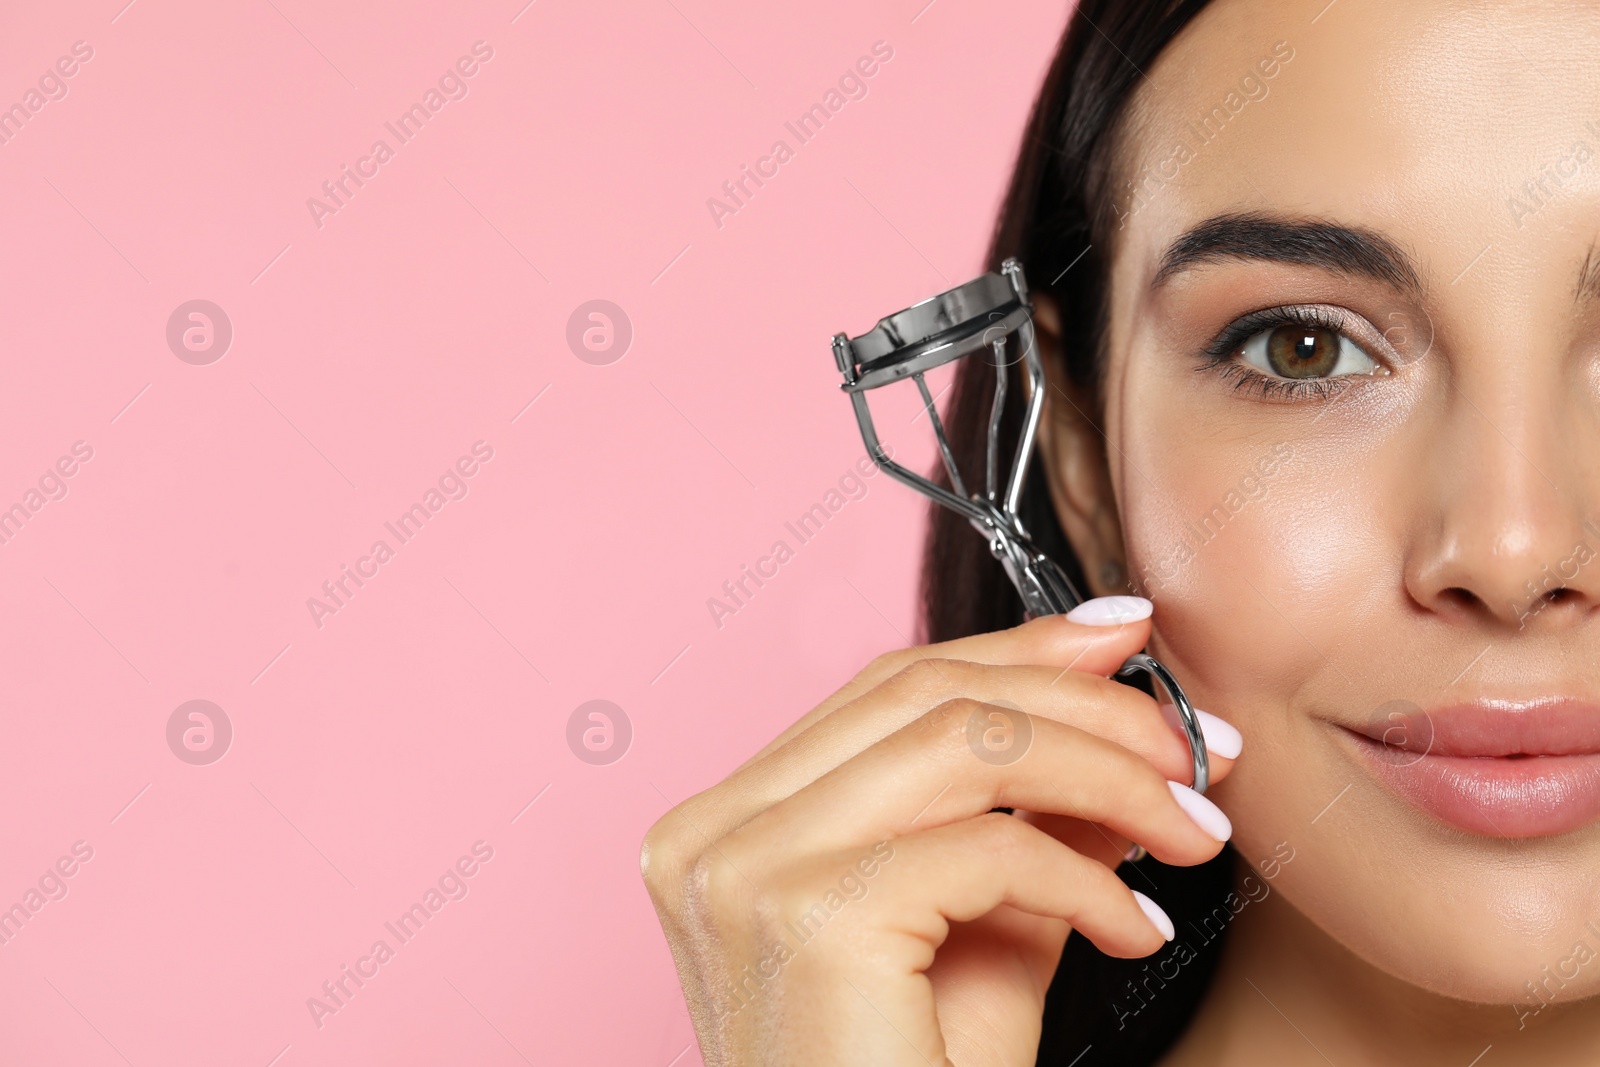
top-left (0, 1), bottom-right (1067, 1062)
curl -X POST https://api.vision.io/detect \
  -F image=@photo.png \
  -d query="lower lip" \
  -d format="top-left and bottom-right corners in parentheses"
top-left (1346, 731), bottom-right (1600, 837)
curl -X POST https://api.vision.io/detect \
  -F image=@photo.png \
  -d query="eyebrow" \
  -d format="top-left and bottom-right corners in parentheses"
top-left (1575, 245), bottom-right (1600, 304)
top-left (1151, 211), bottom-right (1425, 298)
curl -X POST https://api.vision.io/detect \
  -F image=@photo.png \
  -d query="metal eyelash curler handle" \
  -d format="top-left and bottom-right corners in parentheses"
top-left (830, 257), bottom-right (1209, 794)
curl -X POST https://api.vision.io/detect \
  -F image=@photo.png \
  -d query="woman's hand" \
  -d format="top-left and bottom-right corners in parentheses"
top-left (641, 598), bottom-right (1241, 1067)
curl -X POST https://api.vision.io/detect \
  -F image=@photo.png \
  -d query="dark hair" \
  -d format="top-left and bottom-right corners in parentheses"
top-left (917, 2), bottom-right (1238, 1063)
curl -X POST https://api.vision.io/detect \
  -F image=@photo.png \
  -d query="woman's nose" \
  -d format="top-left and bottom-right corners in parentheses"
top-left (1405, 385), bottom-right (1600, 630)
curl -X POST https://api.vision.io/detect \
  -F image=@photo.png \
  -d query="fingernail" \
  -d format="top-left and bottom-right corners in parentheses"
top-left (1122, 843), bottom-right (1147, 864)
top-left (1132, 890), bottom-right (1175, 941)
top-left (1064, 595), bottom-right (1152, 626)
top-left (1168, 781), bottom-right (1233, 842)
top-left (1196, 709), bottom-right (1243, 760)
top-left (1159, 705), bottom-right (1243, 760)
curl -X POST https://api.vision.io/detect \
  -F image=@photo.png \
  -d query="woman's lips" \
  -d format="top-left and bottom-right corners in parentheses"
top-left (1344, 700), bottom-right (1600, 838)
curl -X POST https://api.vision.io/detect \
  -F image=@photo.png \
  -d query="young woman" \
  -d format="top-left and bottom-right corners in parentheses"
top-left (643, 0), bottom-right (1600, 1062)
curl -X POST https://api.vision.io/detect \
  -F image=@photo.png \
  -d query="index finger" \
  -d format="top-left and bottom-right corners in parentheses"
top-left (739, 596), bottom-right (1157, 770)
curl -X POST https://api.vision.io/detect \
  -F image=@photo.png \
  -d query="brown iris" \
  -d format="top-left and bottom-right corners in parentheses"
top-left (1265, 324), bottom-right (1340, 378)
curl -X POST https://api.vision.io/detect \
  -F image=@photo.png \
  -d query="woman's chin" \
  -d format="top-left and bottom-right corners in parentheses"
top-left (1374, 922), bottom-right (1600, 1011)
top-left (1226, 744), bottom-right (1600, 1012)
top-left (1260, 859), bottom-right (1600, 1010)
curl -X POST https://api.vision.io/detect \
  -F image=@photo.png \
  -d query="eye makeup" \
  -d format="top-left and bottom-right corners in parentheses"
top-left (1197, 302), bottom-right (1395, 401)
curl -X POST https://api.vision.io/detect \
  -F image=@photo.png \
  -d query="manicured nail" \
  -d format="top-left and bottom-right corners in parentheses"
top-left (1122, 843), bottom-right (1148, 864)
top-left (1064, 595), bottom-right (1152, 626)
top-left (1169, 781), bottom-right (1233, 842)
top-left (1196, 709), bottom-right (1243, 760)
top-left (1159, 705), bottom-right (1243, 760)
top-left (1132, 890), bottom-right (1175, 941)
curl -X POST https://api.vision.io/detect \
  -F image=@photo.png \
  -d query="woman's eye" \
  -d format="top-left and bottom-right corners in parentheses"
top-left (1238, 324), bottom-right (1380, 380)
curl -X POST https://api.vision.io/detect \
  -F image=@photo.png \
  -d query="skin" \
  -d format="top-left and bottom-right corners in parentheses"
top-left (645, 0), bottom-right (1600, 1062)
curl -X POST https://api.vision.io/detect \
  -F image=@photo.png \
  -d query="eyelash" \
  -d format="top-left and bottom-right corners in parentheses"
top-left (1197, 305), bottom-right (1370, 401)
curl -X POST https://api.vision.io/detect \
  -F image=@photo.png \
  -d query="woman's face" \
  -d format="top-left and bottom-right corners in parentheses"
top-left (1067, 0), bottom-right (1600, 1002)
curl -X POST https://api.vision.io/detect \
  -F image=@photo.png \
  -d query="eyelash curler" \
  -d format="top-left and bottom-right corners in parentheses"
top-left (831, 257), bottom-right (1210, 794)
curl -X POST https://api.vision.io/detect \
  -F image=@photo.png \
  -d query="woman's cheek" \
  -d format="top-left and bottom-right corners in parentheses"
top-left (1120, 437), bottom-right (1383, 703)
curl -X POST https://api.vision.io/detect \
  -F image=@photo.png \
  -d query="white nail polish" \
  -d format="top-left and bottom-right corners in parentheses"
top-left (1064, 595), bottom-right (1152, 626)
top-left (1168, 780), bottom-right (1233, 841)
top-left (1196, 709), bottom-right (1243, 760)
top-left (1132, 890), bottom-right (1175, 941)
top-left (1159, 704), bottom-right (1244, 760)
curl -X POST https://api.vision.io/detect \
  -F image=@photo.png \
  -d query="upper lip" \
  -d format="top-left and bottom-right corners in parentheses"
top-left (1348, 698), bottom-right (1600, 758)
